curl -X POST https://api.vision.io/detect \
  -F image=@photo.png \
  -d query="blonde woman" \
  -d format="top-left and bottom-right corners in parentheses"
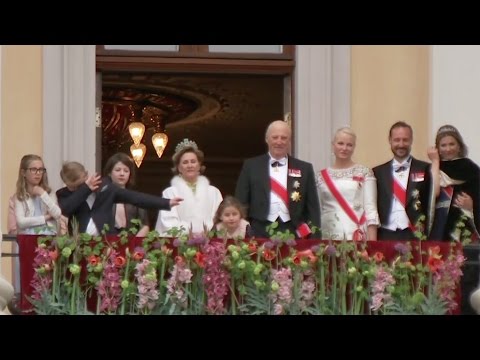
top-left (317, 127), bottom-right (379, 240)
top-left (14, 154), bottom-right (62, 235)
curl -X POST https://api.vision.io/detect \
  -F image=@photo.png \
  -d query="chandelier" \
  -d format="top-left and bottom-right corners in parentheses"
top-left (128, 105), bottom-right (169, 167)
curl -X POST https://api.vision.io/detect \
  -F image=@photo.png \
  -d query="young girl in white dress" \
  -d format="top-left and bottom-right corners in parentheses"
top-left (317, 127), bottom-right (379, 241)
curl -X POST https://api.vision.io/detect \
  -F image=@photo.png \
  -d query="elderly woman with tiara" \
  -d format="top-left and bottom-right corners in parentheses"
top-left (155, 138), bottom-right (223, 235)
top-left (428, 125), bottom-right (480, 242)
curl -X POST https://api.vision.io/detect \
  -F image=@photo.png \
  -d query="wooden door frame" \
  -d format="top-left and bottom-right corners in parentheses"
top-left (96, 45), bottom-right (295, 75)
top-left (96, 45), bottom-right (297, 151)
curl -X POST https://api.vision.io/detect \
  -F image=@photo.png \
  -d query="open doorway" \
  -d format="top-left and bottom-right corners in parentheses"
top-left (101, 72), bottom-right (286, 225)
top-left (97, 46), bottom-right (295, 225)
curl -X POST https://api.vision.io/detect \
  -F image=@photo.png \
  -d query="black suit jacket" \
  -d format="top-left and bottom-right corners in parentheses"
top-left (373, 157), bottom-right (431, 234)
top-left (235, 154), bottom-right (320, 230)
top-left (57, 177), bottom-right (170, 235)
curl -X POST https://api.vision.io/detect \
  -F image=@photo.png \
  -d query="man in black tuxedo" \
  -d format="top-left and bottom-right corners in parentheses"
top-left (57, 172), bottom-right (182, 235)
top-left (235, 120), bottom-right (320, 238)
top-left (373, 121), bottom-right (435, 240)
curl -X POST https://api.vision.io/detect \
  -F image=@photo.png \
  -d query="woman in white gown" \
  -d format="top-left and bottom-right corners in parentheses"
top-left (155, 138), bottom-right (223, 235)
top-left (317, 127), bottom-right (379, 240)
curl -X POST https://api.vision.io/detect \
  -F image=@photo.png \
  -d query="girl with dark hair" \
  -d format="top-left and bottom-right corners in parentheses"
top-left (56, 155), bottom-right (182, 236)
top-left (104, 152), bottom-right (150, 236)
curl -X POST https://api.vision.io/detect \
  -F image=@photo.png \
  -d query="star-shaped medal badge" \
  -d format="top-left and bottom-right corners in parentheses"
top-left (291, 191), bottom-right (301, 202)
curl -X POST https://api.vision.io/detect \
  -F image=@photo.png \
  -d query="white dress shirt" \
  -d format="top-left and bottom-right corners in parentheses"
top-left (267, 154), bottom-right (291, 222)
top-left (384, 157), bottom-right (411, 231)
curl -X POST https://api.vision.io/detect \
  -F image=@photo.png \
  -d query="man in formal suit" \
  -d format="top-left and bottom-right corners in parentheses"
top-left (373, 121), bottom-right (435, 240)
top-left (57, 162), bottom-right (182, 235)
top-left (235, 120), bottom-right (320, 238)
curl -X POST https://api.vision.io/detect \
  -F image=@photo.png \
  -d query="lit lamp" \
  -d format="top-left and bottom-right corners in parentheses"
top-left (152, 132), bottom-right (168, 158)
top-left (128, 105), bottom-right (145, 145)
top-left (128, 122), bottom-right (145, 145)
top-left (130, 143), bottom-right (146, 168)
top-left (151, 115), bottom-right (169, 158)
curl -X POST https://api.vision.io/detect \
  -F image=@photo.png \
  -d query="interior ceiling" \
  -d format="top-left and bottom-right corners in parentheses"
top-left (101, 72), bottom-right (284, 163)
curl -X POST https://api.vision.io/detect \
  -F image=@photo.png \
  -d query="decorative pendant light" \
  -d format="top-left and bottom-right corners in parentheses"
top-left (128, 105), bottom-right (145, 145)
top-left (129, 122), bottom-right (145, 145)
top-left (130, 143), bottom-right (146, 168)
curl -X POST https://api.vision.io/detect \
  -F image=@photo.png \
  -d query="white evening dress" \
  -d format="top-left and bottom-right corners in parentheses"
top-left (317, 164), bottom-right (379, 240)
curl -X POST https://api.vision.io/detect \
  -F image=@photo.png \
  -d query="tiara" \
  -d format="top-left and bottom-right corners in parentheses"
top-left (175, 138), bottom-right (198, 154)
top-left (438, 125), bottom-right (458, 135)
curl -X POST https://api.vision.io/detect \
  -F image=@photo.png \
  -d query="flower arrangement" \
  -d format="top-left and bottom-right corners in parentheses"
top-left (26, 222), bottom-right (464, 315)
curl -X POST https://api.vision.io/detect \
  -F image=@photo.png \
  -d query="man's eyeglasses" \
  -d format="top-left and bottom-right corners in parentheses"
top-left (27, 167), bottom-right (47, 174)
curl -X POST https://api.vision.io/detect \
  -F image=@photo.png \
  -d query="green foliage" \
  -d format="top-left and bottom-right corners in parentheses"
top-left (237, 282), bottom-right (272, 315)
top-left (266, 221), bottom-right (295, 242)
top-left (28, 221), bottom-right (463, 315)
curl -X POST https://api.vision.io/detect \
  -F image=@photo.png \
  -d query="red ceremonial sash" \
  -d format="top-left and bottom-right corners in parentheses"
top-left (271, 176), bottom-right (311, 238)
top-left (321, 169), bottom-right (366, 239)
top-left (270, 177), bottom-right (289, 207)
top-left (393, 178), bottom-right (407, 207)
top-left (393, 177), bottom-right (415, 231)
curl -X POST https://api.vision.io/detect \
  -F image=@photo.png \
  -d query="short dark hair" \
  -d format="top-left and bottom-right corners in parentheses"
top-left (389, 121), bottom-right (413, 139)
top-left (104, 152), bottom-right (136, 187)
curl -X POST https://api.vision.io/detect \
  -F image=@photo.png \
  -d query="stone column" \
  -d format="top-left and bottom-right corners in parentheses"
top-left (295, 45), bottom-right (351, 173)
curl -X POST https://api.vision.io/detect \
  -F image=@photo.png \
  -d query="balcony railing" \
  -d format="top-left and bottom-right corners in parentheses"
top-left (1, 234), bottom-right (479, 314)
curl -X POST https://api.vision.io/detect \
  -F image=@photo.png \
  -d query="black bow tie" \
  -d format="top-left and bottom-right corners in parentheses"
top-left (395, 166), bottom-right (408, 173)
top-left (271, 161), bottom-right (285, 168)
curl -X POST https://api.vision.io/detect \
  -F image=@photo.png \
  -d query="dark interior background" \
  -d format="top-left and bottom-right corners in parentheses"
top-left (101, 72), bottom-right (284, 226)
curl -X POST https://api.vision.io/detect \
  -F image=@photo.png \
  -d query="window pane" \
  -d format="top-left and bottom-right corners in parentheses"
top-left (104, 45), bottom-right (179, 51)
top-left (208, 45), bottom-right (283, 53)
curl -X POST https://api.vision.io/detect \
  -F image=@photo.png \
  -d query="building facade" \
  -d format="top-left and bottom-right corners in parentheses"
top-left (2, 45), bottom-right (480, 299)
